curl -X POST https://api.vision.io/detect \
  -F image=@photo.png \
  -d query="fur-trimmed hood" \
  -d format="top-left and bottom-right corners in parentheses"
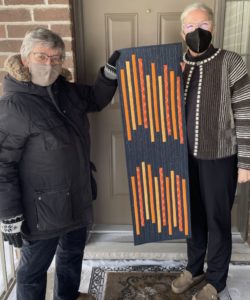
top-left (4, 54), bottom-right (72, 82)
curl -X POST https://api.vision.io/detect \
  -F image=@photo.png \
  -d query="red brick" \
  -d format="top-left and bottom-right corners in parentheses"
top-left (50, 24), bottom-right (72, 38)
top-left (7, 24), bottom-right (48, 38)
top-left (0, 9), bottom-right (31, 22)
top-left (48, 0), bottom-right (69, 4)
top-left (64, 40), bottom-right (73, 52)
top-left (5, 0), bottom-right (44, 4)
top-left (0, 25), bottom-right (5, 38)
top-left (34, 8), bottom-right (70, 21)
top-left (0, 55), bottom-right (9, 69)
top-left (0, 40), bottom-right (22, 52)
top-left (62, 56), bottom-right (74, 69)
top-left (0, 71), bottom-right (7, 82)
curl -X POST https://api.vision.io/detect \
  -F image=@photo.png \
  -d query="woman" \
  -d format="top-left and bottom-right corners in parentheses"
top-left (0, 27), bottom-right (119, 300)
top-left (171, 3), bottom-right (250, 300)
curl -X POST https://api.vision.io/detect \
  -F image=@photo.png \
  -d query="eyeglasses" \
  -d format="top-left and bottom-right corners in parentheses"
top-left (31, 52), bottom-right (64, 65)
top-left (182, 21), bottom-right (212, 33)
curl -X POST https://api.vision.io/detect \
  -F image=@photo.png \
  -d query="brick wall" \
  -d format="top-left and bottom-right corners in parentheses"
top-left (0, 0), bottom-right (75, 95)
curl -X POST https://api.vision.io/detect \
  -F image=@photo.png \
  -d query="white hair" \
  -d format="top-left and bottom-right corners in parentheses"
top-left (180, 2), bottom-right (214, 25)
top-left (20, 27), bottom-right (65, 60)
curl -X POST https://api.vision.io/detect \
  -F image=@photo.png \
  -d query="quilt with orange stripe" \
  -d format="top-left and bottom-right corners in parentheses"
top-left (117, 43), bottom-right (191, 245)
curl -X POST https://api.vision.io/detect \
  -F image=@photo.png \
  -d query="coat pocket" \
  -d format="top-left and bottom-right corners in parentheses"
top-left (35, 187), bottom-right (72, 231)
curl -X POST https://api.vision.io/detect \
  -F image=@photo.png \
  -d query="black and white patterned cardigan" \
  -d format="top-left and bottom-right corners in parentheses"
top-left (183, 48), bottom-right (250, 169)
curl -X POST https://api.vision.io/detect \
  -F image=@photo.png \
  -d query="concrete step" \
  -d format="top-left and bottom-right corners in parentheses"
top-left (84, 225), bottom-right (250, 262)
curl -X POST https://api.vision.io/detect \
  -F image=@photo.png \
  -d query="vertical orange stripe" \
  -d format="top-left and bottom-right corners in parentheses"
top-left (177, 76), bottom-right (184, 144)
top-left (136, 166), bottom-right (145, 226)
top-left (182, 179), bottom-right (189, 236)
top-left (154, 177), bottom-right (162, 233)
top-left (176, 175), bottom-right (183, 232)
top-left (138, 58), bottom-right (148, 128)
top-left (170, 71), bottom-right (178, 140)
top-left (131, 176), bottom-right (140, 235)
top-left (142, 162), bottom-right (150, 220)
top-left (147, 164), bottom-right (156, 223)
top-left (146, 75), bottom-right (155, 143)
top-left (159, 168), bottom-right (167, 226)
top-left (151, 63), bottom-right (160, 132)
top-left (132, 54), bottom-right (142, 126)
top-left (120, 69), bottom-right (132, 141)
top-left (158, 76), bottom-right (167, 142)
top-left (164, 65), bottom-right (172, 136)
top-left (170, 170), bottom-right (177, 227)
top-left (166, 177), bottom-right (173, 235)
top-left (125, 61), bottom-right (137, 130)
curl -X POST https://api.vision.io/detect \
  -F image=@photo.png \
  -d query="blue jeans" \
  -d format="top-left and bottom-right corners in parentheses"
top-left (16, 227), bottom-right (87, 300)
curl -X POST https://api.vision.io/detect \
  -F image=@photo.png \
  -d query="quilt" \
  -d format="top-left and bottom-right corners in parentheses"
top-left (116, 43), bottom-right (191, 245)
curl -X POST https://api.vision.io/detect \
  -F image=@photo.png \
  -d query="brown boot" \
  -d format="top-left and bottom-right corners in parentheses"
top-left (76, 293), bottom-right (96, 300)
top-left (192, 283), bottom-right (218, 300)
top-left (171, 270), bottom-right (205, 294)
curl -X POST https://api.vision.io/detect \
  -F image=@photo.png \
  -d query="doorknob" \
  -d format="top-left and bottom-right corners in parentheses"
top-left (146, 9), bottom-right (151, 13)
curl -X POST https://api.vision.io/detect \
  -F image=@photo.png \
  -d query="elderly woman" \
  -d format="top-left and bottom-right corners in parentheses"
top-left (0, 28), bottom-right (119, 300)
top-left (171, 3), bottom-right (250, 300)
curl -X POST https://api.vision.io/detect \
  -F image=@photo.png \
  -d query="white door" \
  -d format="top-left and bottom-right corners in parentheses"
top-left (81, 0), bottom-right (217, 226)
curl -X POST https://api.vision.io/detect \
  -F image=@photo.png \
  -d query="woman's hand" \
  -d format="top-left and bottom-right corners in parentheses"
top-left (238, 168), bottom-right (250, 183)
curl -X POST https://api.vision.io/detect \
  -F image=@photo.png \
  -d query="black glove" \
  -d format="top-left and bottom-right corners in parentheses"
top-left (1, 215), bottom-right (24, 248)
top-left (104, 50), bottom-right (120, 80)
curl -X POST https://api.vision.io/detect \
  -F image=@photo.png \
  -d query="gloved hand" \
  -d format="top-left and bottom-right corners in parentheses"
top-left (104, 50), bottom-right (120, 80)
top-left (1, 215), bottom-right (24, 248)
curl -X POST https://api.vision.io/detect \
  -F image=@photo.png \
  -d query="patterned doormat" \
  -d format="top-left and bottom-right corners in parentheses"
top-left (102, 271), bottom-right (206, 300)
top-left (87, 264), bottom-right (205, 299)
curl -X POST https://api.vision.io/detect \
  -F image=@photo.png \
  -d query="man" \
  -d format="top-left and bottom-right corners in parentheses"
top-left (171, 3), bottom-right (250, 300)
top-left (0, 27), bottom-right (119, 300)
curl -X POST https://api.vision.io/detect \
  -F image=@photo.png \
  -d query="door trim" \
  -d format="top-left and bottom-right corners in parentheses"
top-left (213, 0), bottom-right (226, 47)
top-left (71, 0), bottom-right (86, 83)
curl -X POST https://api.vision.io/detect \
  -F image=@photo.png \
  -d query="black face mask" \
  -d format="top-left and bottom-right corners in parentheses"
top-left (186, 28), bottom-right (212, 53)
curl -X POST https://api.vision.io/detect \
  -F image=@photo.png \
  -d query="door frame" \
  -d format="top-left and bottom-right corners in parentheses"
top-left (71, 0), bottom-right (87, 84)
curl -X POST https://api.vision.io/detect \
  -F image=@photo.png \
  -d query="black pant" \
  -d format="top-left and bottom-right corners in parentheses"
top-left (16, 227), bottom-right (87, 300)
top-left (186, 155), bottom-right (237, 292)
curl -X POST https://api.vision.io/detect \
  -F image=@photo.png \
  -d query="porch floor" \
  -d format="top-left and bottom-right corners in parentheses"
top-left (84, 225), bottom-right (250, 262)
top-left (7, 227), bottom-right (250, 300)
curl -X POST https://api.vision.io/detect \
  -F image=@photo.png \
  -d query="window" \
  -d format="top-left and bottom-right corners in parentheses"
top-left (223, 0), bottom-right (250, 72)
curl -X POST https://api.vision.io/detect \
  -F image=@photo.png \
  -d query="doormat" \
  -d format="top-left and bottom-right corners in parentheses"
top-left (116, 43), bottom-right (191, 245)
top-left (102, 271), bottom-right (206, 300)
top-left (88, 264), bottom-right (189, 300)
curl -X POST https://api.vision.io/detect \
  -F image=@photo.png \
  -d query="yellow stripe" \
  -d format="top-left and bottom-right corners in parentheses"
top-left (126, 61), bottom-right (136, 130)
top-left (154, 177), bottom-right (162, 233)
top-left (182, 179), bottom-right (189, 236)
top-left (151, 63), bottom-right (160, 132)
top-left (132, 54), bottom-right (142, 126)
top-left (120, 69), bottom-right (132, 141)
top-left (158, 76), bottom-right (166, 142)
top-left (142, 162), bottom-right (150, 220)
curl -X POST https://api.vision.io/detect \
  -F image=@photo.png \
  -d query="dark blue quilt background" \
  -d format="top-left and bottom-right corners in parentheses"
top-left (117, 43), bottom-right (191, 245)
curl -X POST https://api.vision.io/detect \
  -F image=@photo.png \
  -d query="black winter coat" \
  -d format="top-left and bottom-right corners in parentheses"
top-left (0, 60), bottom-right (117, 240)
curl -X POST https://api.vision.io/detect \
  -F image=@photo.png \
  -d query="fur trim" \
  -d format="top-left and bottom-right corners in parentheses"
top-left (4, 54), bottom-right (72, 82)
